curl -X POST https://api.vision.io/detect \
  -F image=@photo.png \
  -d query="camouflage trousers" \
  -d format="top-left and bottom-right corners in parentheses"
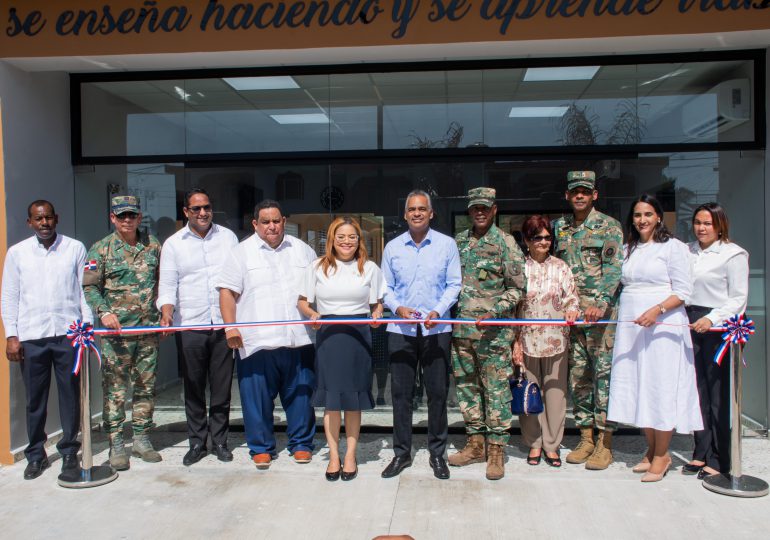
top-left (568, 324), bottom-right (617, 432)
top-left (451, 335), bottom-right (514, 445)
top-left (101, 335), bottom-right (159, 435)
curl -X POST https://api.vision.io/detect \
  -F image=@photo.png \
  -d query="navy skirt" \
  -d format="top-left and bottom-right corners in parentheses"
top-left (312, 314), bottom-right (375, 411)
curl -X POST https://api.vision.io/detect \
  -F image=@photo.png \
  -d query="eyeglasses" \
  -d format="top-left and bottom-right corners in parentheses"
top-left (335, 234), bottom-right (359, 242)
top-left (530, 235), bottom-right (552, 243)
top-left (187, 204), bottom-right (212, 214)
top-left (114, 212), bottom-right (139, 220)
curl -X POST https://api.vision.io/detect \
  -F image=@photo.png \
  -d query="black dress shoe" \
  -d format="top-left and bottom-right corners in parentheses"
top-left (429, 456), bottom-right (450, 480)
top-left (23, 457), bottom-right (50, 480)
top-left (381, 455), bottom-right (412, 478)
top-left (183, 445), bottom-right (208, 466)
top-left (682, 463), bottom-right (704, 475)
top-left (213, 444), bottom-right (233, 462)
top-left (61, 454), bottom-right (79, 472)
top-left (325, 460), bottom-right (342, 482)
top-left (341, 461), bottom-right (358, 482)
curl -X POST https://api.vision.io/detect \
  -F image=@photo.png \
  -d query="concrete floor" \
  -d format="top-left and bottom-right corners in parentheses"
top-left (1, 426), bottom-right (769, 540)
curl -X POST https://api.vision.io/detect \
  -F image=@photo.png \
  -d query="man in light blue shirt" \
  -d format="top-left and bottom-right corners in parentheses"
top-left (380, 190), bottom-right (461, 480)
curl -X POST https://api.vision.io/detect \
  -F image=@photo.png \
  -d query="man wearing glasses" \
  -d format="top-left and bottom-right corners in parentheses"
top-left (449, 187), bottom-right (525, 480)
top-left (83, 195), bottom-right (162, 471)
top-left (553, 171), bottom-right (623, 470)
top-left (157, 189), bottom-right (238, 466)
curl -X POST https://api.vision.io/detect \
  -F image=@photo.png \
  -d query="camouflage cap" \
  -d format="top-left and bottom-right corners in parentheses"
top-left (467, 187), bottom-right (496, 208)
top-left (111, 195), bottom-right (140, 215)
top-left (567, 171), bottom-right (596, 191)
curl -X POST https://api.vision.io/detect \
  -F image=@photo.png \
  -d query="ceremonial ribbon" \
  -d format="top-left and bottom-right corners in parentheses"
top-left (67, 320), bottom-right (103, 375)
top-left (712, 313), bottom-right (755, 366)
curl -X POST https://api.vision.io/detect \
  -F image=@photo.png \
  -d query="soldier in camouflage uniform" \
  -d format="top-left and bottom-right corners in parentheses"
top-left (552, 171), bottom-right (623, 470)
top-left (83, 195), bottom-right (162, 471)
top-left (449, 187), bottom-right (526, 480)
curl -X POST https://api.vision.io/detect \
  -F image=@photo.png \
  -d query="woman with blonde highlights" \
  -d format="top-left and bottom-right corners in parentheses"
top-left (298, 217), bottom-right (385, 481)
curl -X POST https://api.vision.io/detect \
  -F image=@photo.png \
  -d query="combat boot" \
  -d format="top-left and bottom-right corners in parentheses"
top-left (109, 432), bottom-right (130, 471)
top-left (585, 430), bottom-right (613, 470)
top-left (485, 443), bottom-right (505, 480)
top-left (566, 426), bottom-right (595, 464)
top-left (132, 432), bottom-right (163, 463)
top-left (448, 434), bottom-right (486, 467)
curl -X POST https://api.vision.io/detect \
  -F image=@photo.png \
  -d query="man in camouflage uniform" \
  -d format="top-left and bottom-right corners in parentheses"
top-left (83, 195), bottom-right (162, 471)
top-left (449, 187), bottom-right (525, 480)
top-left (553, 171), bottom-right (623, 470)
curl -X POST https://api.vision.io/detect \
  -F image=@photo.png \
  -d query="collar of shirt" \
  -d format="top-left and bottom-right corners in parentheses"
top-left (34, 233), bottom-right (63, 252)
top-left (181, 222), bottom-right (217, 240)
top-left (403, 228), bottom-right (433, 248)
top-left (111, 231), bottom-right (147, 252)
top-left (564, 207), bottom-right (602, 230)
top-left (694, 240), bottom-right (724, 254)
top-left (253, 233), bottom-right (293, 252)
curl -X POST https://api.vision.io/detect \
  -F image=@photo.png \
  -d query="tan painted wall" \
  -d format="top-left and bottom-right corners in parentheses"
top-left (0, 102), bottom-right (12, 464)
top-left (0, 0), bottom-right (769, 58)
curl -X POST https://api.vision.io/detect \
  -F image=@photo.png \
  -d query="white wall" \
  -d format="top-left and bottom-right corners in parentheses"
top-left (0, 61), bottom-right (76, 454)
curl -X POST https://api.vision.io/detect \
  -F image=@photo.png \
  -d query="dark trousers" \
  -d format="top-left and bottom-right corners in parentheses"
top-left (388, 330), bottom-right (451, 458)
top-left (179, 329), bottom-right (234, 447)
top-left (237, 345), bottom-right (316, 457)
top-left (688, 306), bottom-right (731, 472)
top-left (20, 335), bottom-right (81, 461)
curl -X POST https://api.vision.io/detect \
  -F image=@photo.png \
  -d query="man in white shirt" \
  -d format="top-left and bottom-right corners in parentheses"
top-left (1, 200), bottom-right (92, 480)
top-left (158, 189), bottom-right (238, 466)
top-left (217, 199), bottom-right (317, 470)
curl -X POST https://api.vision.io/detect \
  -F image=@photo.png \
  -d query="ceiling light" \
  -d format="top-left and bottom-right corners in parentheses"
top-left (270, 113), bottom-right (330, 124)
top-left (523, 66), bottom-right (600, 82)
top-left (223, 76), bottom-right (299, 91)
top-left (508, 106), bottom-right (569, 118)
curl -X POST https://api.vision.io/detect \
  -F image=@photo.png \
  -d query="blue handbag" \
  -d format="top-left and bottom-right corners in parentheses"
top-left (509, 370), bottom-right (544, 415)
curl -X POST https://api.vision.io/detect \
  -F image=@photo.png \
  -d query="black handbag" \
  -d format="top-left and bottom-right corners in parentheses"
top-left (509, 369), bottom-right (544, 415)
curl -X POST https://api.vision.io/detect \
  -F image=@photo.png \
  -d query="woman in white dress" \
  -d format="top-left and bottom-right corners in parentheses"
top-left (607, 194), bottom-right (702, 482)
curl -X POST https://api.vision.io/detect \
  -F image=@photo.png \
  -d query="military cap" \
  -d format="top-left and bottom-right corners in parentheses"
top-left (467, 187), bottom-right (496, 208)
top-left (111, 195), bottom-right (140, 215)
top-left (567, 171), bottom-right (596, 191)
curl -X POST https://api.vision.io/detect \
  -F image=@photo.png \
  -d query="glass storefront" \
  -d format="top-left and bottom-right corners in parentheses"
top-left (72, 51), bottom-right (767, 428)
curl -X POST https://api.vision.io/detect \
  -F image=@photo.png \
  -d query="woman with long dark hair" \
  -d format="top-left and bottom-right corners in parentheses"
top-left (298, 217), bottom-right (384, 481)
top-left (684, 203), bottom-right (748, 479)
top-left (607, 194), bottom-right (702, 482)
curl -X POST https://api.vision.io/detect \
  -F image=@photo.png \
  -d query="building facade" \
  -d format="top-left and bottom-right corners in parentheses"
top-left (0, 0), bottom-right (768, 462)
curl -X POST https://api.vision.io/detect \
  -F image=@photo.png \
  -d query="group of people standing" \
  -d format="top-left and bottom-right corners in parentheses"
top-left (1, 170), bottom-right (747, 486)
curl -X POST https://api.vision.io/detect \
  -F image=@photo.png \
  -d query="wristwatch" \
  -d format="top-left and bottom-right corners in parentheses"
top-left (658, 304), bottom-right (667, 314)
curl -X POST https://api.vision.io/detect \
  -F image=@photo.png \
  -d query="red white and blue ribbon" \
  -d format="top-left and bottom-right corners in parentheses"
top-left (67, 320), bottom-right (102, 375)
top-left (713, 314), bottom-right (755, 366)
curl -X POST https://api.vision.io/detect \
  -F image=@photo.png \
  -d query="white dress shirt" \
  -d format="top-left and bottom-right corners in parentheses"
top-left (216, 234), bottom-right (316, 358)
top-left (301, 259), bottom-right (385, 315)
top-left (688, 240), bottom-right (749, 325)
top-left (157, 223), bottom-right (238, 325)
top-left (1, 234), bottom-right (92, 341)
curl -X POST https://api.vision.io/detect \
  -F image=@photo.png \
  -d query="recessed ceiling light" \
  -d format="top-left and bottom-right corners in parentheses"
top-left (523, 66), bottom-right (600, 82)
top-left (270, 113), bottom-right (330, 124)
top-left (223, 76), bottom-right (300, 91)
top-left (508, 106), bottom-right (569, 118)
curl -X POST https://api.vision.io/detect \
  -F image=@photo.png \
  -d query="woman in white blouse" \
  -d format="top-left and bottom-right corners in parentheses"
top-left (607, 194), bottom-right (702, 482)
top-left (512, 215), bottom-right (580, 468)
top-left (684, 203), bottom-right (749, 479)
top-left (298, 217), bottom-right (384, 482)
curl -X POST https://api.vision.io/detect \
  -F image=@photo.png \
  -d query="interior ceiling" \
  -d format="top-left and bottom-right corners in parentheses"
top-left (87, 60), bottom-right (747, 115)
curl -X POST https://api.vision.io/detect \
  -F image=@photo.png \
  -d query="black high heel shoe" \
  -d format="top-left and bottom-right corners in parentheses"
top-left (325, 460), bottom-right (342, 482)
top-left (341, 460), bottom-right (358, 481)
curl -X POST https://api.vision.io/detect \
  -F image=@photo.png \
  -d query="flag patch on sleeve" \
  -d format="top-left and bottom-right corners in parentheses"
top-left (84, 260), bottom-right (97, 271)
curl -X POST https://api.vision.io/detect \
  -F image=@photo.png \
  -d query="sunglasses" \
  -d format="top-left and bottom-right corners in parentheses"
top-left (114, 212), bottom-right (139, 220)
top-left (530, 235), bottom-right (552, 243)
top-left (187, 204), bottom-right (212, 214)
